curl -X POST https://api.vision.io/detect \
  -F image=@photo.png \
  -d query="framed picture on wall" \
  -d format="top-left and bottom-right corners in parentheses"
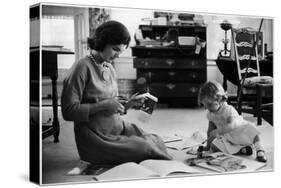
top-left (30, 2), bottom-right (274, 186)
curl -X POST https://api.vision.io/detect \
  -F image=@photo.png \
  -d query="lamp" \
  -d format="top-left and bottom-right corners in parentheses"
top-left (219, 20), bottom-right (232, 57)
top-left (212, 17), bottom-right (240, 58)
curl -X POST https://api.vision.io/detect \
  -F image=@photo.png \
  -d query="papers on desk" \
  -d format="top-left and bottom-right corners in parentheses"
top-left (164, 131), bottom-right (207, 150)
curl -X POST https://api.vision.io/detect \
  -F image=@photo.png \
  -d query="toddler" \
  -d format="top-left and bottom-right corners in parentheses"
top-left (198, 81), bottom-right (267, 162)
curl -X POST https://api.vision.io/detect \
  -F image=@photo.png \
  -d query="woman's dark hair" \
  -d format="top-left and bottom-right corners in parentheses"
top-left (87, 20), bottom-right (131, 51)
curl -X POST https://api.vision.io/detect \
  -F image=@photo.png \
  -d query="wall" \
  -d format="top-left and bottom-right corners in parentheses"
top-left (110, 7), bottom-right (153, 57)
top-left (203, 14), bottom-right (273, 60)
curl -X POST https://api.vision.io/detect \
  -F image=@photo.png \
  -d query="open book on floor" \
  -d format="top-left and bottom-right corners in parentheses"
top-left (186, 152), bottom-right (266, 173)
top-left (93, 159), bottom-right (201, 181)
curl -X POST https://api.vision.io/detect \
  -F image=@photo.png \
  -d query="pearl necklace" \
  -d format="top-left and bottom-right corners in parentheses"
top-left (89, 53), bottom-right (106, 66)
top-left (88, 53), bottom-right (110, 82)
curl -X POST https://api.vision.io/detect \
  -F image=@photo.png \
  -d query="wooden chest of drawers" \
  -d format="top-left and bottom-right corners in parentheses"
top-left (132, 25), bottom-right (207, 107)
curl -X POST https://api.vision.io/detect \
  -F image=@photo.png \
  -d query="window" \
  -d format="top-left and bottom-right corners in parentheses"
top-left (42, 16), bottom-right (75, 69)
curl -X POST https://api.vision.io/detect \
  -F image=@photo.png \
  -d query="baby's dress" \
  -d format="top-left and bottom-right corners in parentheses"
top-left (207, 102), bottom-right (260, 154)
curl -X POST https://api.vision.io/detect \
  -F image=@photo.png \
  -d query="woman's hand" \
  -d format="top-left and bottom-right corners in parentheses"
top-left (125, 93), bottom-right (145, 109)
top-left (103, 98), bottom-right (125, 114)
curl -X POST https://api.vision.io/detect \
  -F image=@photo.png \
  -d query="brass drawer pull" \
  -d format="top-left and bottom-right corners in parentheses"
top-left (168, 71), bottom-right (176, 76)
top-left (146, 72), bottom-right (152, 78)
top-left (191, 73), bottom-right (197, 79)
top-left (141, 60), bottom-right (149, 66)
top-left (166, 59), bottom-right (175, 66)
top-left (189, 87), bottom-right (198, 93)
top-left (166, 83), bottom-right (175, 90)
top-left (191, 61), bottom-right (195, 66)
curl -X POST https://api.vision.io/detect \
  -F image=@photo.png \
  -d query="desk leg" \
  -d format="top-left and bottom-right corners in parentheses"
top-left (51, 74), bottom-right (60, 143)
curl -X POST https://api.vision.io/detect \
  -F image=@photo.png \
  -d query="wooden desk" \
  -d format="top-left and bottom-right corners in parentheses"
top-left (132, 25), bottom-right (207, 107)
top-left (30, 47), bottom-right (74, 142)
top-left (216, 57), bottom-right (273, 90)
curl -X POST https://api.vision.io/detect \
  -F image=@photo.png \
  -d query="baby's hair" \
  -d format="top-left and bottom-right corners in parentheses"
top-left (198, 81), bottom-right (228, 103)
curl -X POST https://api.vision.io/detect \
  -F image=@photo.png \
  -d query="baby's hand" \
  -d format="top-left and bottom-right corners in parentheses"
top-left (203, 145), bottom-right (211, 151)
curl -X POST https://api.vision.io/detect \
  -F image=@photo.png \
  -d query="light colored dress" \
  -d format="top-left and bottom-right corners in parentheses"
top-left (207, 102), bottom-right (260, 154)
top-left (61, 56), bottom-right (171, 164)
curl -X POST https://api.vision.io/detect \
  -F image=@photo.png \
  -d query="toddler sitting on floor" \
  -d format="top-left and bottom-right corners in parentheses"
top-left (198, 81), bottom-right (267, 162)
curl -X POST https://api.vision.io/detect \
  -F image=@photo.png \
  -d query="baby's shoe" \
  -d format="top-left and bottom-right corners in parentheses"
top-left (256, 150), bottom-right (267, 163)
top-left (237, 146), bottom-right (253, 155)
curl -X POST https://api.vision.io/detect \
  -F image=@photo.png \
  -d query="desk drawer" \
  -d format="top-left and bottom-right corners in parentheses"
top-left (134, 58), bottom-right (206, 69)
top-left (131, 46), bottom-right (206, 57)
top-left (140, 83), bottom-right (201, 97)
top-left (137, 69), bottom-right (206, 83)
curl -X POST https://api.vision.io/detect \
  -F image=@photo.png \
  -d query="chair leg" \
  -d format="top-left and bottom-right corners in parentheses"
top-left (237, 88), bottom-right (242, 114)
top-left (256, 85), bottom-right (262, 125)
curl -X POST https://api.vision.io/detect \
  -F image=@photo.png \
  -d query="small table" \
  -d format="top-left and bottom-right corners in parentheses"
top-left (42, 47), bottom-right (74, 142)
top-left (30, 47), bottom-right (74, 142)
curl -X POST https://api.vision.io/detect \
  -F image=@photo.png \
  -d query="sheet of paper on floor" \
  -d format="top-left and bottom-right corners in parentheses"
top-left (164, 131), bottom-right (207, 150)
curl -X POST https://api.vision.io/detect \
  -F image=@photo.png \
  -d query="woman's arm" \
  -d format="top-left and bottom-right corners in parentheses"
top-left (61, 63), bottom-right (90, 122)
top-left (89, 98), bottom-right (125, 115)
top-left (61, 62), bottom-right (125, 122)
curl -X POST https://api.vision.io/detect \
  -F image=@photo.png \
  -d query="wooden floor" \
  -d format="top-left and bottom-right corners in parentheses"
top-left (41, 107), bottom-right (274, 185)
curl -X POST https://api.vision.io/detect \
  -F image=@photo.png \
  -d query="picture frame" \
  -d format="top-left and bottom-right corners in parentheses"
top-left (29, 2), bottom-right (274, 186)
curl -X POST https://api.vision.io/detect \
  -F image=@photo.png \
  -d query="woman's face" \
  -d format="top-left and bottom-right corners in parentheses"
top-left (100, 44), bottom-right (126, 63)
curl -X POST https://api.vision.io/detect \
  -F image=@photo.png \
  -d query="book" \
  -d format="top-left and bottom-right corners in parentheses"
top-left (93, 159), bottom-right (200, 181)
top-left (135, 92), bottom-right (158, 114)
top-left (135, 92), bottom-right (158, 122)
top-left (186, 152), bottom-right (266, 173)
